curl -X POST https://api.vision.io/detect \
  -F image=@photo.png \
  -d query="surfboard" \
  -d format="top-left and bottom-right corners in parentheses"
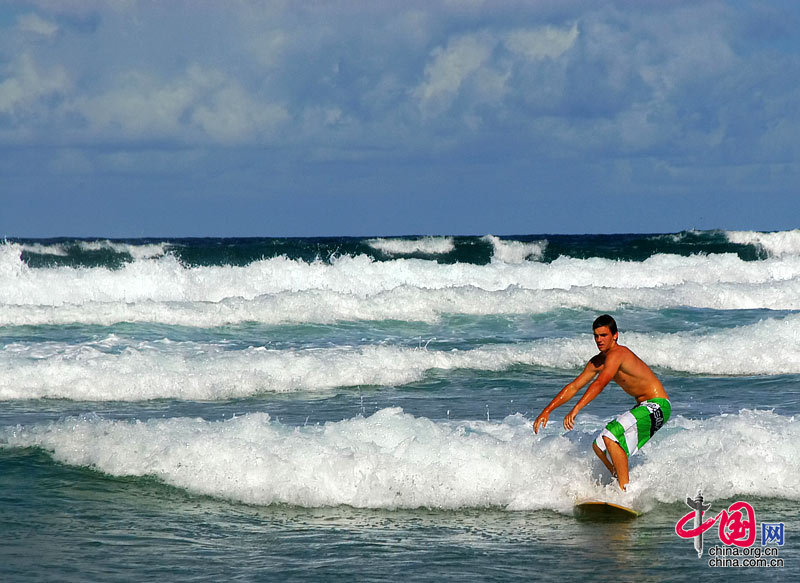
top-left (573, 500), bottom-right (640, 521)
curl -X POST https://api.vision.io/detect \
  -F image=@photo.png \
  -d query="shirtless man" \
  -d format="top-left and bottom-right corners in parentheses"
top-left (533, 315), bottom-right (670, 490)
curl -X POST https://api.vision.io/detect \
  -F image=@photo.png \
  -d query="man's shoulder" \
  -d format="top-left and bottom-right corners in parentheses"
top-left (612, 344), bottom-right (635, 357)
top-left (589, 345), bottom-right (632, 368)
top-left (620, 344), bottom-right (644, 360)
top-left (588, 353), bottom-right (605, 367)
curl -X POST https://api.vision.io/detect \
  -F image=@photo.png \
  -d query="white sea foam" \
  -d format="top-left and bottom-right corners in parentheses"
top-left (0, 338), bottom-right (578, 401)
top-left (2, 408), bottom-right (797, 511)
top-left (3, 278), bottom-right (800, 328)
top-left (4, 241), bottom-right (800, 310)
top-left (628, 409), bottom-right (800, 506)
top-left (2, 316), bottom-right (799, 401)
top-left (367, 237), bottom-right (455, 256)
top-left (76, 240), bottom-right (169, 260)
top-left (727, 229), bottom-right (800, 257)
top-left (623, 316), bottom-right (800, 375)
top-left (482, 235), bottom-right (547, 263)
top-left (17, 243), bottom-right (70, 257)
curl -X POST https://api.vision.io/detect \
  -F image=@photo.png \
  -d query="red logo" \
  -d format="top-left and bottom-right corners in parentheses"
top-left (676, 501), bottom-right (757, 547)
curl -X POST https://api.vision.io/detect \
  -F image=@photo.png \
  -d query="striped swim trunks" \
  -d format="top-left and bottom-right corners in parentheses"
top-left (594, 398), bottom-right (671, 457)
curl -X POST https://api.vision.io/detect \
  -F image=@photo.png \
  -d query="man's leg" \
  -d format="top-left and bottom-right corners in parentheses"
top-left (603, 436), bottom-right (629, 491)
top-left (592, 441), bottom-right (617, 477)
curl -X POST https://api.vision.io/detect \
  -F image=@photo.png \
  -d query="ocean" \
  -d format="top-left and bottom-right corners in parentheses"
top-left (0, 230), bottom-right (797, 581)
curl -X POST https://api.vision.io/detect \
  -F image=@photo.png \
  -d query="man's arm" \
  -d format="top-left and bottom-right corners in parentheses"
top-left (562, 350), bottom-right (623, 430)
top-left (533, 362), bottom-right (598, 434)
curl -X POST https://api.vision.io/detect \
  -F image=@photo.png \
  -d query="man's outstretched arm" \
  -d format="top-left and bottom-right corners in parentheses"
top-left (562, 351), bottom-right (622, 430)
top-left (533, 363), bottom-right (598, 433)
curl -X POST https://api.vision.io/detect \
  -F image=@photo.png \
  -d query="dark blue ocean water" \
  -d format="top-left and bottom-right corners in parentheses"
top-left (1, 231), bottom-right (798, 581)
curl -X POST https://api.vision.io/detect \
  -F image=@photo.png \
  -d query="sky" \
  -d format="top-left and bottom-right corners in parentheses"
top-left (1, 0), bottom-right (799, 237)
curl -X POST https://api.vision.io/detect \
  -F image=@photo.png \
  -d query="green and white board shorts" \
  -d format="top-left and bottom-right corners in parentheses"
top-left (594, 398), bottom-right (671, 457)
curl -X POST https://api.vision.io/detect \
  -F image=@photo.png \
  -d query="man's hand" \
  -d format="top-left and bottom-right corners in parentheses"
top-left (563, 407), bottom-right (579, 431)
top-left (533, 411), bottom-right (549, 434)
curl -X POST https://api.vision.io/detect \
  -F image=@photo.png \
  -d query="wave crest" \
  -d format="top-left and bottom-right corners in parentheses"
top-left (3, 315), bottom-right (799, 401)
top-left (367, 237), bottom-right (455, 256)
top-left (3, 408), bottom-right (797, 511)
top-left (726, 229), bottom-right (800, 257)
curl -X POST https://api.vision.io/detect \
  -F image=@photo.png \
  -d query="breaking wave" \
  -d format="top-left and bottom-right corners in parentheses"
top-left (2, 315), bottom-right (798, 401)
top-left (2, 408), bottom-right (797, 512)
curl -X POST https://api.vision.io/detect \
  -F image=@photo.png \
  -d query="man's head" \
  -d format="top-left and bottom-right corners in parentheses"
top-left (592, 314), bottom-right (617, 335)
top-left (592, 314), bottom-right (618, 352)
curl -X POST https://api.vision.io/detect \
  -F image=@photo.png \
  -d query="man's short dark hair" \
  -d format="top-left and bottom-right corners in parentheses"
top-left (593, 314), bottom-right (617, 335)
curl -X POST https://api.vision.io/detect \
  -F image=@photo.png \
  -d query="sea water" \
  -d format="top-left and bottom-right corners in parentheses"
top-left (1, 231), bottom-right (798, 581)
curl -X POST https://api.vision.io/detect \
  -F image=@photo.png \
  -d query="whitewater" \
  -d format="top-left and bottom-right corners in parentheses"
top-left (1, 230), bottom-right (798, 581)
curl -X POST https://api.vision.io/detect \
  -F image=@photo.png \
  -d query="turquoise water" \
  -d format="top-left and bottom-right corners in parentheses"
top-left (1, 231), bottom-right (798, 580)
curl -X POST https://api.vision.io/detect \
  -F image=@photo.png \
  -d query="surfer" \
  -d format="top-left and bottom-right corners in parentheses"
top-left (532, 315), bottom-right (670, 491)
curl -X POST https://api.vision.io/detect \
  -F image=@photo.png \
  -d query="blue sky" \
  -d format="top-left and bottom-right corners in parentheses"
top-left (1, 0), bottom-right (798, 237)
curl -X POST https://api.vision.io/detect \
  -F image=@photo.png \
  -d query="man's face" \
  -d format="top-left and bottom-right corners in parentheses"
top-left (593, 326), bottom-right (618, 352)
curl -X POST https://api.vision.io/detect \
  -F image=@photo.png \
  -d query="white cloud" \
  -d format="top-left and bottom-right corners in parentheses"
top-left (17, 13), bottom-right (59, 37)
top-left (0, 0), bottom-right (797, 170)
top-left (73, 65), bottom-right (288, 144)
top-left (504, 23), bottom-right (578, 61)
top-left (413, 32), bottom-right (496, 115)
top-left (74, 69), bottom-right (202, 138)
top-left (192, 84), bottom-right (289, 144)
top-left (0, 53), bottom-right (69, 116)
top-left (412, 23), bottom-right (578, 120)
top-left (249, 29), bottom-right (289, 70)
